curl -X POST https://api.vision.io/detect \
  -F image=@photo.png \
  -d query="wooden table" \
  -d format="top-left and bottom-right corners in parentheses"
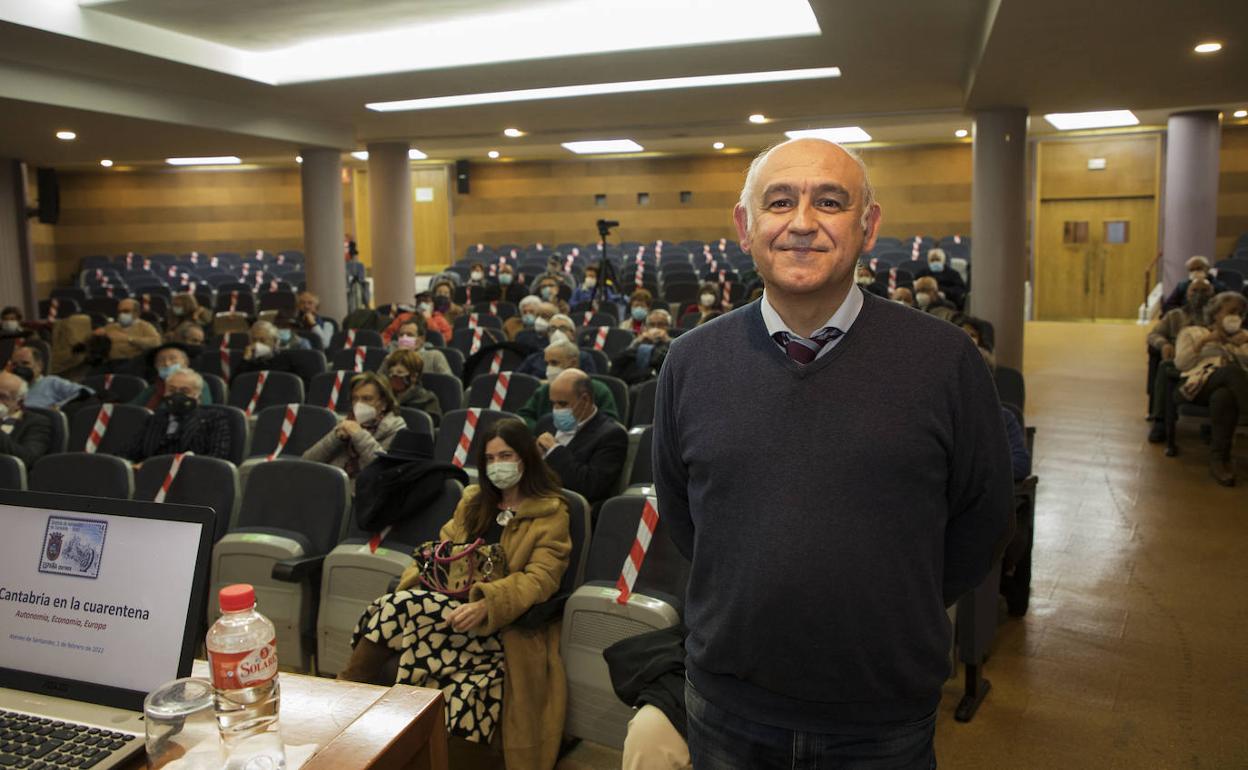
top-left (132, 663), bottom-right (448, 769)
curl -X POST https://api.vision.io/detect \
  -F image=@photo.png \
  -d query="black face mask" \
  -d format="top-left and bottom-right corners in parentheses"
top-left (10, 366), bottom-right (34, 384)
top-left (165, 393), bottom-right (197, 417)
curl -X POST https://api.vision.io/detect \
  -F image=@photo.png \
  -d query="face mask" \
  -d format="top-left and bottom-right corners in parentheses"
top-left (418, 302), bottom-right (433, 314)
top-left (471, 271), bottom-right (484, 281)
top-left (856, 274), bottom-right (874, 285)
top-left (699, 294), bottom-right (715, 308)
top-left (499, 273), bottom-right (513, 286)
top-left (278, 329), bottom-right (293, 344)
top-left (486, 461), bottom-right (522, 490)
top-left (165, 393), bottom-right (196, 417)
top-left (10, 365), bottom-right (34, 383)
top-left (894, 299), bottom-right (910, 305)
top-left (172, 306), bottom-right (186, 317)
top-left (388, 375), bottom-right (410, 393)
top-left (545, 365), bottom-right (564, 381)
top-left (157, 363), bottom-right (182, 381)
top-left (397, 335), bottom-right (418, 350)
top-left (252, 342), bottom-right (273, 359)
top-left (929, 261), bottom-right (945, 273)
top-left (522, 312), bottom-right (536, 327)
top-left (1189, 270), bottom-right (1207, 283)
top-left (353, 401), bottom-right (378, 424)
top-left (552, 407), bottom-right (578, 432)
top-left (1, 320), bottom-right (17, 333)
top-left (434, 296), bottom-right (451, 312)
top-left (117, 313), bottom-right (134, 327)
top-left (534, 317), bottom-right (550, 334)
top-left (549, 330), bottom-right (571, 346)
top-left (540, 286), bottom-right (555, 301)
top-left (584, 277), bottom-right (597, 289)
top-left (1223, 315), bottom-right (1244, 335)
top-left (915, 292), bottom-right (933, 309)
top-left (632, 306), bottom-right (648, 321)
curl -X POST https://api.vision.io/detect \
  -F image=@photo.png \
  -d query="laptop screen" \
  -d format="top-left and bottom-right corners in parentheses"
top-left (0, 491), bottom-right (213, 710)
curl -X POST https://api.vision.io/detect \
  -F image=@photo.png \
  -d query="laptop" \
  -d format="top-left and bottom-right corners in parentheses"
top-left (0, 489), bottom-right (214, 769)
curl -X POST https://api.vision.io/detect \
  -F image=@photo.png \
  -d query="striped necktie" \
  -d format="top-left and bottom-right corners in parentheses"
top-left (772, 327), bottom-right (844, 365)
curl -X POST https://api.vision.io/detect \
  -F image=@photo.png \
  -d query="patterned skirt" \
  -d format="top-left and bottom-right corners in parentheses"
top-left (353, 588), bottom-right (505, 744)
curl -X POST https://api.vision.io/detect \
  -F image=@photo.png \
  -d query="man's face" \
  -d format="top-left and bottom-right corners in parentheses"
top-left (549, 376), bottom-right (590, 419)
top-left (734, 140), bottom-right (881, 298)
top-left (155, 349), bottom-right (188, 371)
top-left (297, 294), bottom-right (318, 314)
top-left (646, 312), bottom-right (670, 335)
top-left (544, 349), bottom-right (576, 371)
top-left (8, 348), bottom-right (39, 377)
top-left (1, 312), bottom-right (18, 323)
top-left (183, 327), bottom-right (205, 346)
top-left (0, 373), bottom-right (22, 413)
top-left (164, 372), bottom-right (200, 402)
top-left (117, 300), bottom-right (138, 316)
top-left (893, 287), bottom-right (914, 304)
top-left (398, 323), bottom-right (424, 344)
top-left (914, 278), bottom-right (938, 296)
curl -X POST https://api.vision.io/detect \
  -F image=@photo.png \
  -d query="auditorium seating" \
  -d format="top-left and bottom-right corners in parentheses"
top-left (577, 327), bottom-right (634, 359)
top-left (421, 372), bottom-right (465, 415)
top-left (23, 406), bottom-right (69, 454)
top-left (330, 346), bottom-right (386, 373)
top-left (83, 373), bottom-right (148, 404)
top-left (465, 372), bottom-right (542, 413)
top-left (67, 403), bottom-right (151, 455)
top-left (0, 455), bottom-right (26, 490)
top-left (590, 374), bottom-right (629, 422)
top-left (134, 454), bottom-right (240, 543)
top-left (30, 453), bottom-right (134, 499)
top-left (248, 403), bottom-right (339, 459)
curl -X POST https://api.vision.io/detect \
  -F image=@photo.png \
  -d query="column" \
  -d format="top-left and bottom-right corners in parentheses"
top-left (970, 108), bottom-right (1028, 372)
top-left (367, 142), bottom-right (416, 307)
top-left (299, 148), bottom-right (348, 321)
top-left (1161, 111), bottom-right (1221, 291)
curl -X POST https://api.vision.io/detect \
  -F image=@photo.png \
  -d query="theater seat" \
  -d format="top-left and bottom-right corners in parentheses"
top-left (329, 329), bottom-right (384, 350)
top-left (421, 372), bottom-right (464, 416)
top-left (134, 454), bottom-right (239, 543)
top-left (67, 403), bottom-right (152, 455)
top-left (227, 371), bottom-right (306, 417)
top-left (248, 404), bottom-right (338, 459)
top-left (200, 404), bottom-right (249, 465)
top-left (576, 326), bottom-right (635, 359)
top-left (432, 408), bottom-right (520, 483)
top-left (330, 346), bottom-right (386, 373)
top-left (83, 373), bottom-right (148, 404)
top-left (23, 406), bottom-right (69, 454)
top-left (29, 453), bottom-right (134, 499)
top-left (464, 371), bottom-right (542, 414)
top-left (0, 456), bottom-right (26, 490)
top-left (210, 459), bottom-right (351, 672)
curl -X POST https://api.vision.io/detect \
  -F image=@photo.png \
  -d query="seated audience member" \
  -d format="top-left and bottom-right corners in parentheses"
top-left (303, 372), bottom-right (406, 482)
top-left (7, 345), bottom-right (90, 409)
top-left (683, 282), bottom-right (726, 323)
top-left (1174, 291), bottom-right (1248, 486)
top-left (517, 341), bottom-right (620, 428)
top-left (381, 349), bottom-right (442, 421)
top-left (921, 248), bottom-right (967, 308)
top-left (95, 298), bottom-right (161, 359)
top-left (387, 316), bottom-right (452, 376)
top-left (515, 302), bottom-right (559, 352)
top-left (0, 371), bottom-right (53, 467)
top-left (954, 314), bottom-right (996, 368)
top-left (173, 322), bottom-right (205, 349)
top-left (517, 315), bottom-right (597, 377)
top-left (273, 310), bottom-right (313, 351)
top-left (535, 369), bottom-right (628, 507)
top-left (293, 291), bottom-right (335, 349)
top-left (965, 341), bottom-right (1031, 482)
top-left (541, 254), bottom-right (575, 287)
top-left (892, 285), bottom-right (916, 307)
top-left (339, 418), bottom-right (571, 768)
top-left (570, 264), bottom-right (603, 306)
top-left (504, 295), bottom-right (542, 342)
top-left (621, 289), bottom-right (655, 334)
top-left (532, 276), bottom-right (570, 314)
top-left (416, 290), bottom-right (454, 340)
top-left (1162, 256), bottom-right (1225, 314)
top-left (856, 264), bottom-right (887, 298)
top-left (431, 278), bottom-right (465, 324)
top-left (164, 293), bottom-right (212, 342)
top-left (912, 276), bottom-right (957, 320)
top-left (497, 263), bottom-right (527, 304)
top-left (1147, 278), bottom-right (1213, 441)
top-left (466, 262), bottom-right (488, 288)
top-left (121, 369), bottom-right (232, 463)
top-left (234, 320), bottom-right (302, 380)
top-left (612, 309), bottom-right (673, 385)
top-left (1, 307), bottom-right (33, 340)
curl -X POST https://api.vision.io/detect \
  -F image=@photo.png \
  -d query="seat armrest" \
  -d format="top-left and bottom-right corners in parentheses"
top-left (271, 554), bottom-right (325, 583)
top-left (386, 575), bottom-right (402, 593)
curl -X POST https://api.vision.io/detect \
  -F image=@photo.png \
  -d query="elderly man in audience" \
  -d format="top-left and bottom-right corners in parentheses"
top-left (1174, 291), bottom-right (1248, 486)
top-left (535, 368), bottom-right (628, 510)
top-left (380, 349), bottom-right (442, 421)
top-left (293, 291), bottom-right (335, 349)
top-left (517, 314), bottom-right (597, 377)
top-left (1, 307), bottom-right (32, 340)
top-left (94, 298), bottom-right (161, 359)
top-left (6, 345), bottom-right (90, 409)
top-left (517, 340), bottom-right (620, 429)
top-left (121, 368), bottom-right (232, 464)
top-left (174, 322), bottom-right (205, 349)
top-left (235, 320), bottom-right (303, 381)
top-left (891, 285), bottom-right (916, 307)
top-left (303, 372), bottom-right (406, 484)
top-left (0, 371), bottom-right (53, 468)
top-left (515, 301), bottom-right (560, 352)
top-left (497, 262), bottom-right (527, 304)
top-left (532, 276), bottom-right (570, 314)
top-left (912, 275), bottom-right (958, 320)
top-left (131, 342), bottom-right (214, 409)
top-left (505, 295), bottom-right (543, 342)
top-left (612, 308), bottom-right (673, 385)
top-left (1147, 278), bottom-right (1213, 441)
top-left (921, 247), bottom-right (967, 308)
top-left (387, 315), bottom-right (452, 376)
top-left (1162, 255), bottom-right (1225, 314)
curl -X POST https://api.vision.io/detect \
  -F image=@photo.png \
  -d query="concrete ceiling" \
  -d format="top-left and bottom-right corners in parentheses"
top-left (1, 0), bottom-right (1245, 168)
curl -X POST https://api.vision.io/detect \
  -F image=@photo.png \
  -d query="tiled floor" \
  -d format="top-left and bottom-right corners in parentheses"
top-left (559, 321), bottom-right (1248, 769)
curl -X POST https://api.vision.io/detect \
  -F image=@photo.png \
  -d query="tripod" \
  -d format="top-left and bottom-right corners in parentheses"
top-left (590, 219), bottom-right (621, 307)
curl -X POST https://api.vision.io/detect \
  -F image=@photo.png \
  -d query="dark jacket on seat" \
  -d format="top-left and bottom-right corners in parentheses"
top-left (0, 410), bottom-right (53, 467)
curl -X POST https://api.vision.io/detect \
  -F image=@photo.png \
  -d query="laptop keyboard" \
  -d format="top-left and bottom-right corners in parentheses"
top-left (0, 710), bottom-right (136, 769)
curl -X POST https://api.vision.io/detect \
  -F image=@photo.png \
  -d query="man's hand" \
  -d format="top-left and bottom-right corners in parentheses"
top-left (1162, 343), bottom-right (1175, 360)
top-left (302, 311), bottom-right (317, 327)
top-left (242, 344), bottom-right (255, 360)
top-left (536, 432), bottom-right (557, 451)
top-left (446, 600), bottom-right (488, 632)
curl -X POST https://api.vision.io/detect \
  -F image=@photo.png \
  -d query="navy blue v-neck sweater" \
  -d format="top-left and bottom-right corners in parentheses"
top-left (652, 291), bottom-right (1014, 730)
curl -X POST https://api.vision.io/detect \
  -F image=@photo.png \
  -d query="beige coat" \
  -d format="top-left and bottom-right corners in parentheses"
top-left (101, 318), bottom-right (161, 359)
top-left (301, 412), bottom-right (405, 482)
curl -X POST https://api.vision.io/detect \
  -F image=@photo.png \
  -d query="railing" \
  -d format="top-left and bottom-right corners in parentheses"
top-left (1143, 250), bottom-right (1163, 303)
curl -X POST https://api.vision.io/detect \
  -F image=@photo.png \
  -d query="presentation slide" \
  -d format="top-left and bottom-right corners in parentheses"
top-left (0, 505), bottom-right (202, 694)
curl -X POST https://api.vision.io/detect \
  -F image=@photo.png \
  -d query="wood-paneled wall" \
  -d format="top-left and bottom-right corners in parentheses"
top-left (450, 144), bottom-right (974, 256)
top-left (1217, 126), bottom-right (1248, 258)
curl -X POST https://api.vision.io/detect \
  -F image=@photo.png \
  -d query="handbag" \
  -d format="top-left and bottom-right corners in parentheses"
top-left (410, 538), bottom-right (507, 600)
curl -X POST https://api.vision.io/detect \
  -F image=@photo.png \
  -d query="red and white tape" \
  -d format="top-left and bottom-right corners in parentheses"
top-left (451, 408), bottom-right (481, 468)
top-left (593, 326), bottom-right (609, 351)
top-left (103, 374), bottom-right (114, 391)
top-left (353, 346), bottom-right (366, 372)
top-left (153, 452), bottom-right (191, 503)
top-left (266, 404), bottom-right (299, 460)
top-left (219, 339), bottom-right (231, 381)
top-left (489, 372), bottom-right (511, 411)
top-left (469, 328), bottom-right (484, 355)
top-left (85, 404), bottom-right (113, 453)
top-left (888, 268), bottom-right (897, 294)
top-left (345, 329), bottom-right (357, 348)
top-left (489, 351), bottom-right (504, 374)
top-left (467, 313), bottom-right (480, 330)
top-left (582, 311), bottom-right (594, 326)
top-left (244, 371), bottom-right (268, 417)
top-left (326, 370), bottom-right (346, 409)
top-left (616, 496), bottom-right (660, 605)
top-left (489, 301), bottom-right (499, 316)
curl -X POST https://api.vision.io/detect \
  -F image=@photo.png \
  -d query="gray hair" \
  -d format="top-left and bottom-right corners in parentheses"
top-left (545, 339), bottom-right (580, 364)
top-left (519, 295), bottom-right (542, 310)
top-left (1205, 291), bottom-right (1247, 325)
top-left (738, 138), bottom-right (876, 232)
top-left (927, 248), bottom-right (947, 262)
top-left (251, 320), bottom-right (278, 342)
top-left (167, 367), bottom-right (204, 393)
top-left (647, 308), bottom-right (672, 326)
top-left (550, 313), bottom-right (574, 328)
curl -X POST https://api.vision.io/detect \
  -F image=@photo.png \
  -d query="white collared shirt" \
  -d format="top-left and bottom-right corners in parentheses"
top-left (760, 284), bottom-right (864, 361)
top-left (545, 406), bottom-right (598, 456)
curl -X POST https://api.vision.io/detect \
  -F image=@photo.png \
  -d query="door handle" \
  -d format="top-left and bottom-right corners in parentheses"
top-left (1083, 250), bottom-right (1090, 295)
top-left (1099, 247), bottom-right (1106, 295)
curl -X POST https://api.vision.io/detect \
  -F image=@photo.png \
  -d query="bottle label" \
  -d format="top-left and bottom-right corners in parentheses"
top-left (209, 638), bottom-right (278, 689)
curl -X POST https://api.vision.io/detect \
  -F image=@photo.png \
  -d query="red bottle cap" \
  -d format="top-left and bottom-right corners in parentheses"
top-left (218, 584), bottom-right (256, 612)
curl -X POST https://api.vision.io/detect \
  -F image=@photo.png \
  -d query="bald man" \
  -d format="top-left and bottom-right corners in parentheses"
top-left (95, 298), bottom-right (161, 359)
top-left (534, 369), bottom-right (628, 509)
top-left (0, 371), bottom-right (53, 467)
top-left (653, 138), bottom-right (1012, 767)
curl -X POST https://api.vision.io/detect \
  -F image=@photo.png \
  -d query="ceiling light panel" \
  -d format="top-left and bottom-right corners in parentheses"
top-left (562, 139), bottom-right (644, 155)
top-left (785, 127), bottom-right (873, 143)
top-left (1043, 110), bottom-right (1139, 130)
top-left (1193, 42), bottom-right (1222, 53)
top-left (368, 67), bottom-right (840, 112)
top-left (165, 156), bottom-right (241, 165)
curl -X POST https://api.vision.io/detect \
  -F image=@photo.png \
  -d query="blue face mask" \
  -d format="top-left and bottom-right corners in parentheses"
top-left (278, 328), bottom-right (292, 343)
top-left (929, 261), bottom-right (945, 273)
top-left (499, 273), bottom-right (513, 286)
top-left (522, 313), bottom-right (536, 327)
top-left (552, 407), bottom-right (578, 433)
top-left (157, 363), bottom-right (182, 380)
top-left (631, 306), bottom-right (648, 321)
top-left (540, 286), bottom-right (555, 301)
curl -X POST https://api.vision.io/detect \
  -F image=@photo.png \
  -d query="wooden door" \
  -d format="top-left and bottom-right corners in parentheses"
top-left (351, 164), bottom-right (453, 274)
top-left (1036, 197), bottom-right (1156, 320)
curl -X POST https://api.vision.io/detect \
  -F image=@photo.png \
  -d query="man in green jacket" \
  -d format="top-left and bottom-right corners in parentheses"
top-left (517, 340), bottom-right (619, 428)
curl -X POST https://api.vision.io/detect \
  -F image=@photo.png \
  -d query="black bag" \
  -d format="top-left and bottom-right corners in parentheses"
top-left (353, 458), bottom-right (467, 533)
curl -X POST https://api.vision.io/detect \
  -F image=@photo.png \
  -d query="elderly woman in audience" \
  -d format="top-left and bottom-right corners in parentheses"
top-left (339, 418), bottom-right (571, 768)
top-left (891, 285), bottom-right (916, 307)
top-left (1147, 278), bottom-right (1214, 441)
top-left (303, 372), bottom-right (406, 483)
top-left (431, 278), bottom-right (465, 324)
top-left (912, 276), bottom-right (957, 320)
top-left (381, 348), bottom-right (442, 421)
top-left (622, 288), bottom-right (655, 334)
top-left (164, 293), bottom-right (212, 342)
top-left (1174, 291), bottom-right (1248, 486)
top-left (682, 282), bottom-right (725, 325)
top-left (506, 295), bottom-right (543, 342)
top-left (856, 264), bottom-right (887, 298)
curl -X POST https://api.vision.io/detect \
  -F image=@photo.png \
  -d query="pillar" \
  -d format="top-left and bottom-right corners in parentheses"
top-left (1161, 111), bottom-right (1221, 291)
top-left (299, 148), bottom-right (348, 321)
top-left (970, 108), bottom-right (1028, 371)
top-left (367, 142), bottom-right (416, 307)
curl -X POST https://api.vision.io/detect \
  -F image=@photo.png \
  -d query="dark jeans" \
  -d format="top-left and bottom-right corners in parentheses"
top-left (685, 680), bottom-right (937, 770)
top-left (1191, 365), bottom-right (1248, 458)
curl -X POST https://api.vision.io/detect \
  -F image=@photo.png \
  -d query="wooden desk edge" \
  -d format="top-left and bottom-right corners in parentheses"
top-left (301, 685), bottom-right (448, 770)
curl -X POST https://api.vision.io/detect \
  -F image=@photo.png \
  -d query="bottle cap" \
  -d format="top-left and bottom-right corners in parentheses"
top-left (219, 584), bottom-right (256, 612)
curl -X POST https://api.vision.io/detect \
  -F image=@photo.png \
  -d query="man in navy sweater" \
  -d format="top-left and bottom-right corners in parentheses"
top-left (653, 138), bottom-right (1013, 768)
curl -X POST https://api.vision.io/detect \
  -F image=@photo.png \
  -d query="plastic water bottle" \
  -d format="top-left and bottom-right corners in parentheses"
top-left (206, 584), bottom-right (286, 770)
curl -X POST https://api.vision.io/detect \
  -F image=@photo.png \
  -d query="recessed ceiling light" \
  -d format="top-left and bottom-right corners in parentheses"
top-left (712, 141), bottom-right (725, 150)
top-left (748, 114), bottom-right (768, 124)
top-left (408, 148), bottom-right (427, 160)
top-left (503, 128), bottom-right (525, 138)
top-left (165, 156), bottom-right (241, 166)
top-left (561, 139), bottom-right (644, 155)
top-left (351, 151), bottom-right (369, 161)
top-left (99, 159), bottom-right (113, 168)
top-left (488, 150), bottom-right (500, 159)
top-left (1194, 42), bottom-right (1222, 54)
top-left (955, 129), bottom-right (969, 138)
top-left (368, 67), bottom-right (840, 112)
top-left (1043, 110), bottom-right (1139, 130)
top-left (784, 126), bottom-right (872, 143)
top-left (1234, 109), bottom-right (1248, 119)
top-left (295, 155), bottom-right (303, 164)
top-left (55, 131), bottom-right (76, 141)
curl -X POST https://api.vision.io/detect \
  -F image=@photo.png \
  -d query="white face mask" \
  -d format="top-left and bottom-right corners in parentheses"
top-left (584, 277), bottom-right (597, 289)
top-left (549, 330), bottom-right (571, 346)
top-left (471, 271), bottom-right (484, 281)
top-left (699, 294), bottom-right (716, 308)
top-left (117, 312), bottom-right (134, 327)
top-left (545, 364), bottom-right (564, 381)
top-left (353, 401), bottom-right (378, 424)
top-left (534, 317), bottom-right (550, 334)
top-left (418, 302), bottom-right (433, 314)
top-left (915, 292), bottom-right (933, 308)
top-left (855, 274), bottom-right (874, 286)
top-left (487, 461), bottom-right (523, 490)
top-left (1223, 315), bottom-right (1244, 335)
top-left (252, 342), bottom-right (273, 359)
top-left (1, 320), bottom-right (18, 333)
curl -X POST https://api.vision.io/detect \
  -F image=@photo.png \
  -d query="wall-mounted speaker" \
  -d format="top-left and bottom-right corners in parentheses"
top-left (35, 167), bottom-right (59, 225)
top-left (456, 159), bottom-right (470, 194)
